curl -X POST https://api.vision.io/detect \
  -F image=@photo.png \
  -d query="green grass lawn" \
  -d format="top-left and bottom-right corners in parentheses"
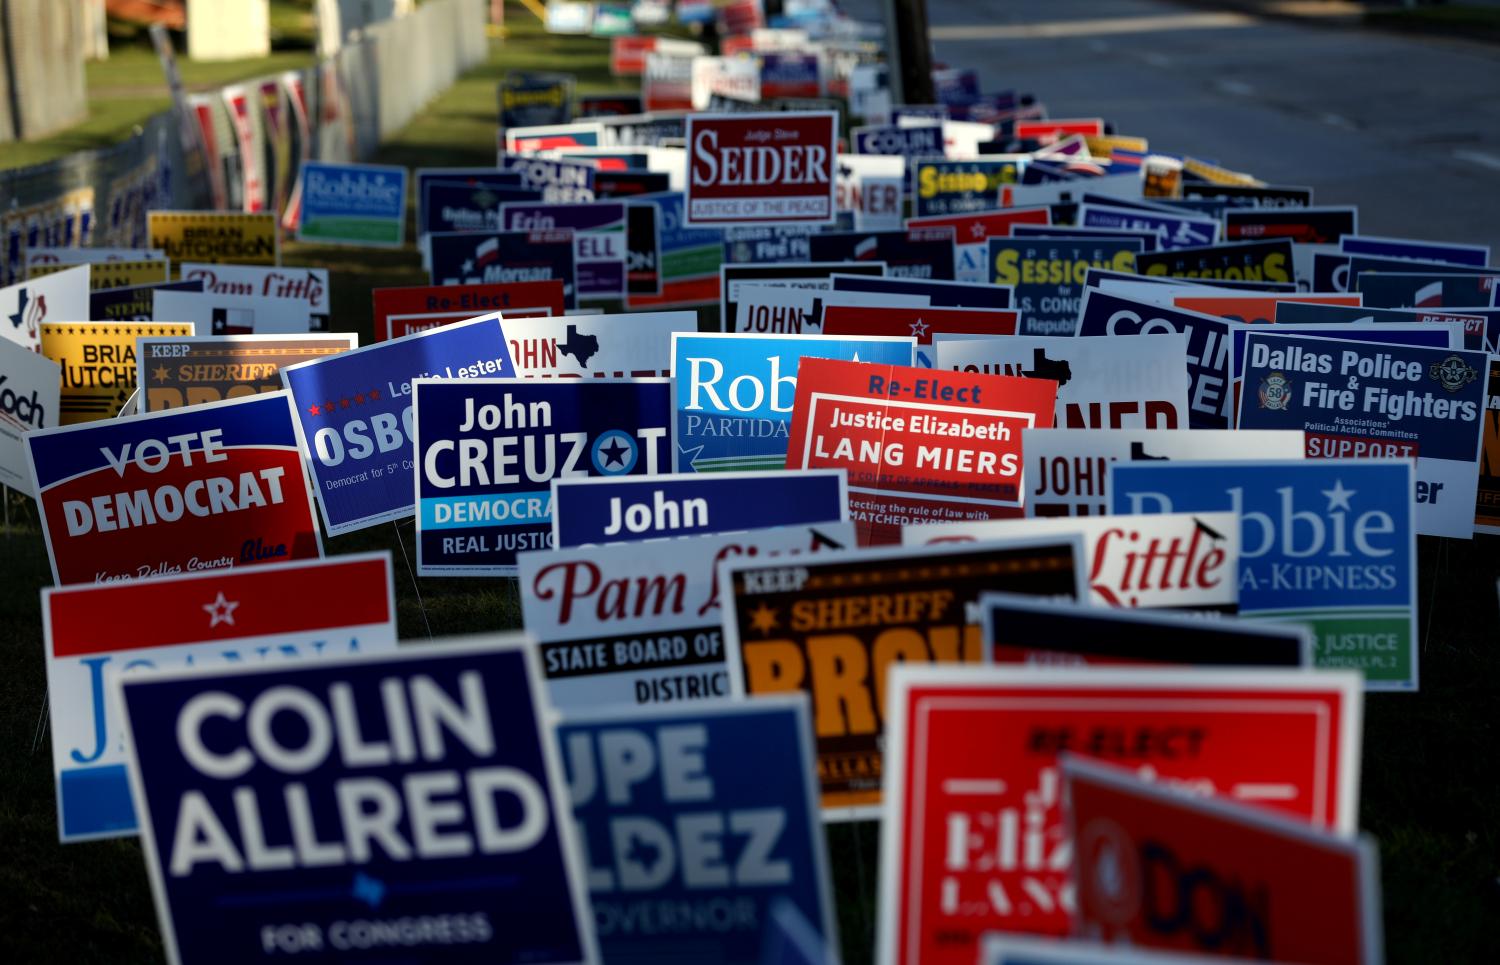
top-left (1, 5), bottom-right (1498, 964)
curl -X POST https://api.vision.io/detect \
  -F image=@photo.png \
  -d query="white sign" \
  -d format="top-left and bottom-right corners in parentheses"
top-left (500, 309), bottom-right (694, 377)
top-left (153, 288), bottom-right (318, 334)
top-left (0, 337), bottom-right (61, 494)
top-left (1, 264), bottom-right (90, 351)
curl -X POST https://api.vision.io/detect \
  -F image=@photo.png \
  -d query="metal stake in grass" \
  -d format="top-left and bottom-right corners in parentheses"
top-left (393, 519), bottom-right (435, 640)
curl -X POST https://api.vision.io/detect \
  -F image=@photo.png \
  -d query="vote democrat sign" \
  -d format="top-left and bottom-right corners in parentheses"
top-left (1111, 459), bottom-right (1418, 690)
top-left (670, 333), bottom-right (914, 473)
top-left (280, 315), bottom-right (515, 536)
top-left (44, 553), bottom-right (397, 842)
top-left (1237, 332), bottom-right (1487, 539)
top-left (684, 112), bottom-right (837, 226)
top-left (26, 392), bottom-right (321, 585)
top-left (559, 698), bottom-right (835, 963)
top-left (296, 162), bottom-right (408, 247)
top-left (413, 378), bottom-right (670, 576)
top-left (550, 469), bottom-right (847, 546)
top-left (117, 639), bottom-right (596, 965)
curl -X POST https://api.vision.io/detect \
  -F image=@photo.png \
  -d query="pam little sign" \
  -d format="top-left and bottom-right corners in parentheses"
top-left (684, 112), bottom-right (837, 227)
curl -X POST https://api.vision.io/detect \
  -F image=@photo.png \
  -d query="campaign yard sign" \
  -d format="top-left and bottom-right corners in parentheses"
top-left (684, 112), bottom-right (838, 226)
top-left (981, 936), bottom-right (1264, 965)
top-left (43, 553), bottom-right (397, 841)
top-left (911, 158), bottom-right (1023, 217)
top-left (904, 511), bottom-right (1239, 612)
top-left (809, 228), bottom-right (959, 282)
top-left (786, 358), bottom-right (1057, 544)
top-left (0, 337), bottom-right (60, 494)
top-left (550, 469), bottom-right (847, 546)
top-left (721, 538), bottom-right (1085, 818)
top-left (91, 279), bottom-right (203, 323)
top-left (626, 191), bottom-right (724, 310)
top-left (413, 378), bottom-right (670, 576)
top-left (877, 666), bottom-right (1363, 964)
top-left (372, 280), bottom-right (567, 342)
top-left (281, 314), bottom-right (515, 536)
top-left (501, 200), bottom-right (627, 301)
top-left (908, 208), bottom-right (1052, 285)
top-left (1112, 458), bottom-right (1418, 690)
top-left (519, 523), bottom-right (856, 710)
top-left (117, 639), bottom-right (597, 965)
top-left (1135, 238), bottom-right (1296, 286)
top-left (977, 594), bottom-right (1311, 667)
top-left (41, 321), bottom-right (195, 423)
top-left (670, 332), bottom-right (914, 473)
top-left (146, 211), bottom-right (279, 265)
top-left (719, 261), bottom-right (888, 333)
top-left (989, 238), bottom-right (1141, 336)
top-left (152, 288), bottom-right (317, 336)
top-left (730, 286), bottom-right (928, 337)
top-left (31, 258), bottom-right (167, 289)
top-left (427, 230), bottom-right (578, 308)
top-left (503, 311), bottom-right (687, 378)
top-left (1237, 332), bottom-right (1487, 539)
top-left (498, 154), bottom-right (597, 203)
top-left (26, 391), bottom-right (321, 585)
top-left (850, 123), bottom-right (943, 158)
top-left (179, 264), bottom-right (331, 324)
top-left (558, 698), bottom-right (836, 963)
top-left (1479, 356), bottom-right (1500, 535)
top-left (1021, 427), bottom-right (1307, 517)
top-left (1077, 203), bottom-right (1219, 250)
top-left (934, 333), bottom-right (1190, 430)
top-left (1074, 290), bottom-right (1235, 429)
top-left (830, 273), bottom-right (1015, 312)
top-left (138, 335), bottom-right (356, 412)
top-left (825, 307), bottom-right (1019, 367)
top-left (1065, 757), bottom-right (1382, 964)
top-left (296, 162), bottom-right (408, 246)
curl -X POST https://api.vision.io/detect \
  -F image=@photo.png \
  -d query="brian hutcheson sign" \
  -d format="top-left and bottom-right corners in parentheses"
top-left (44, 553), bottom-right (397, 842)
top-left (684, 112), bottom-right (837, 226)
top-left (280, 314), bottom-right (516, 536)
top-left (116, 638), bottom-right (598, 965)
top-left (519, 523), bottom-right (856, 710)
top-left (550, 468), bottom-right (847, 547)
top-left (558, 697), bottom-right (837, 963)
top-left (26, 391), bottom-right (322, 585)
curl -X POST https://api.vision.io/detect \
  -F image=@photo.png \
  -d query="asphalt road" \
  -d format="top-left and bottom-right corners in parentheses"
top-left (849, 0), bottom-right (1500, 256)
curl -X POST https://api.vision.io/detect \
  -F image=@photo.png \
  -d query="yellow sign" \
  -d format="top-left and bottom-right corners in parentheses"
top-left (1182, 157), bottom-right (1262, 187)
top-left (146, 211), bottom-right (279, 266)
top-left (41, 322), bottom-right (196, 424)
top-left (29, 259), bottom-right (169, 289)
top-left (1085, 134), bottom-right (1149, 156)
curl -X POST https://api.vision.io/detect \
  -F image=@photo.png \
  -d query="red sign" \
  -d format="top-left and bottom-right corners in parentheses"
top-left (1067, 756), bottom-right (1381, 964)
top-left (821, 305), bottom-right (1020, 346)
top-left (1016, 118), bottom-right (1107, 141)
top-left (684, 112), bottom-right (838, 226)
top-left (371, 280), bottom-right (565, 341)
top-left (610, 36), bottom-right (655, 76)
top-left (1174, 293), bottom-right (1364, 326)
top-left (907, 206), bottom-right (1053, 244)
top-left (876, 667), bottom-right (1363, 965)
top-left (786, 358), bottom-right (1056, 544)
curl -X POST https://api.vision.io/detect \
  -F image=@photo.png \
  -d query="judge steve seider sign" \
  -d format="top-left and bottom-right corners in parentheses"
top-left (684, 112), bottom-right (838, 227)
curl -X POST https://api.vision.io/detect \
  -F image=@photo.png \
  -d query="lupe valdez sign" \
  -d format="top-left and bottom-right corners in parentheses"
top-left (684, 112), bottom-right (837, 226)
top-left (280, 314), bottom-right (515, 535)
top-left (558, 698), bottom-right (836, 962)
top-left (877, 666), bottom-right (1362, 964)
top-left (721, 538), bottom-right (1085, 818)
top-left (413, 378), bottom-right (670, 576)
top-left (519, 523), bottom-right (855, 709)
top-left (117, 639), bottom-right (597, 965)
top-left (550, 469), bottom-right (847, 546)
top-left (786, 358), bottom-right (1057, 545)
top-left (1237, 332), bottom-right (1486, 539)
top-left (1111, 458), bottom-right (1418, 690)
top-left (44, 553), bottom-right (397, 841)
top-left (26, 392), bottom-right (321, 585)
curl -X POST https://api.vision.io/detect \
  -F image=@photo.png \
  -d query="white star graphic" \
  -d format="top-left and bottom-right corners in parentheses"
top-left (910, 318), bottom-right (930, 337)
top-left (969, 223), bottom-right (987, 239)
top-left (203, 592), bottom-right (239, 628)
top-left (1322, 479), bottom-right (1355, 512)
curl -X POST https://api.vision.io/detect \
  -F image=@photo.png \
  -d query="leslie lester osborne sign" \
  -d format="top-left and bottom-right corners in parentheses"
top-left (117, 640), bottom-right (596, 965)
top-left (280, 315), bottom-right (515, 535)
top-left (44, 553), bottom-right (397, 841)
top-left (877, 666), bottom-right (1363, 965)
top-left (558, 698), bottom-right (837, 963)
top-left (721, 537), bottom-right (1086, 817)
top-left (414, 378), bottom-right (671, 576)
top-left (684, 112), bottom-right (837, 226)
top-left (787, 358), bottom-right (1057, 544)
top-left (26, 392), bottom-right (322, 585)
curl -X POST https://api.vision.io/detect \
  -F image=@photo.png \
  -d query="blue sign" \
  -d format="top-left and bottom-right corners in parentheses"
top-left (428, 229), bottom-right (577, 306)
top-left (501, 201), bottom-right (626, 300)
top-left (994, 238), bottom-right (1143, 338)
top-left (551, 469), bottom-right (848, 546)
top-left (281, 314), bottom-right (515, 535)
top-left (497, 154), bottom-right (597, 202)
top-left (851, 124), bottom-right (943, 157)
top-left (1075, 288), bottom-right (1232, 429)
top-left (911, 159), bottom-right (1020, 217)
top-left (723, 225), bottom-right (815, 265)
top-left (89, 278), bottom-right (202, 322)
top-left (415, 168), bottom-right (524, 238)
top-left (1340, 235), bottom-right (1490, 267)
top-left (558, 698), bottom-right (834, 964)
top-left (830, 273), bottom-right (1012, 309)
top-left (809, 229), bottom-right (957, 280)
top-left (297, 162), bottom-right (408, 247)
top-left (414, 378), bottom-right (671, 575)
top-left (1237, 332), bottom-right (1487, 539)
top-left (1077, 202), bottom-right (1218, 250)
top-left (1273, 302), bottom-right (1490, 352)
top-left (1229, 322), bottom-right (1459, 387)
top-left (421, 180), bottom-right (542, 236)
top-left (1110, 458), bottom-right (1418, 689)
top-left (117, 641), bottom-right (594, 964)
top-left (671, 332), bottom-right (914, 472)
top-left (499, 71), bottom-right (573, 129)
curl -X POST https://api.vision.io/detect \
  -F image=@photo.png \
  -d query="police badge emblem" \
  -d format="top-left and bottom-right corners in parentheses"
top-left (1429, 354), bottom-right (1478, 393)
top-left (1258, 370), bottom-right (1292, 410)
